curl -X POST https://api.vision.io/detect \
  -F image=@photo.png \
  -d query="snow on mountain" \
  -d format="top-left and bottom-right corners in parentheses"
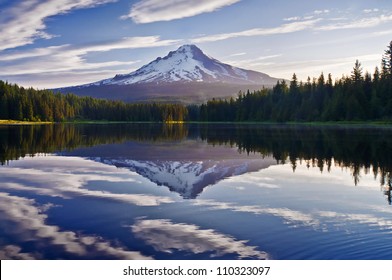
top-left (62, 138), bottom-right (277, 198)
top-left (83, 44), bottom-right (277, 86)
top-left (100, 158), bottom-right (273, 199)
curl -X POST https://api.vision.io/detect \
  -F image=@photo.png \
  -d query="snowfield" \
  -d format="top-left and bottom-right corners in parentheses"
top-left (82, 45), bottom-right (274, 87)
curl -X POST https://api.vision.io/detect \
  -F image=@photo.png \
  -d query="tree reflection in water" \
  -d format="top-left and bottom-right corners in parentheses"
top-left (1, 123), bottom-right (392, 199)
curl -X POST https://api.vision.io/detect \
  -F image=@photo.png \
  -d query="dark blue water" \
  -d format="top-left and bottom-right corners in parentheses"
top-left (0, 124), bottom-right (392, 260)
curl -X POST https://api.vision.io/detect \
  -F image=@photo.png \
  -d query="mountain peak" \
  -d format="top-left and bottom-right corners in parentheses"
top-left (163, 44), bottom-right (206, 64)
top-left (174, 44), bottom-right (205, 57)
top-left (176, 44), bottom-right (200, 52)
top-left (82, 45), bottom-right (279, 86)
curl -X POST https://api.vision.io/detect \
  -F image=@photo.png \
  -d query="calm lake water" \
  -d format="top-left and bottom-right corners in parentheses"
top-left (1, 123), bottom-right (392, 260)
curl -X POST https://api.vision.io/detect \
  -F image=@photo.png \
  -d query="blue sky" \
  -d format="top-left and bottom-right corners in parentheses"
top-left (1, 0), bottom-right (392, 88)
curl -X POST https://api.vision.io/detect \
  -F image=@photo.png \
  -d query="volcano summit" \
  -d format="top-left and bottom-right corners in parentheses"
top-left (57, 45), bottom-right (281, 103)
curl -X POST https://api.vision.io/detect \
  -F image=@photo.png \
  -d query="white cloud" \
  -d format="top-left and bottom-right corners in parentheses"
top-left (0, 245), bottom-right (36, 260)
top-left (191, 19), bottom-right (321, 43)
top-left (0, 0), bottom-right (117, 51)
top-left (225, 54), bottom-right (282, 69)
top-left (284, 15), bottom-right (315, 22)
top-left (373, 30), bottom-right (392, 36)
top-left (257, 54), bottom-right (283, 60)
top-left (363, 8), bottom-right (379, 14)
top-left (0, 192), bottom-right (152, 259)
top-left (0, 45), bottom-right (70, 62)
top-left (193, 199), bottom-right (320, 228)
top-left (131, 218), bottom-right (268, 259)
top-left (284, 16), bottom-right (301, 21)
top-left (228, 52), bottom-right (247, 57)
top-left (318, 211), bottom-right (392, 232)
top-left (314, 9), bottom-right (330, 15)
top-left (303, 15), bottom-right (315, 20)
top-left (318, 14), bottom-right (392, 31)
top-left (0, 156), bottom-right (174, 206)
top-left (224, 173), bottom-right (280, 189)
top-left (0, 36), bottom-right (179, 63)
top-left (123, 0), bottom-right (241, 23)
top-left (0, 36), bottom-right (180, 86)
top-left (68, 36), bottom-right (179, 55)
top-left (1, 59), bottom-right (137, 76)
top-left (0, 1), bottom-right (181, 87)
top-left (1, 70), bottom-right (138, 89)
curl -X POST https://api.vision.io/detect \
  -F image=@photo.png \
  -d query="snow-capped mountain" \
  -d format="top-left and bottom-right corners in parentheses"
top-left (83, 44), bottom-right (278, 86)
top-left (64, 139), bottom-right (276, 199)
top-left (56, 45), bottom-right (282, 103)
top-left (101, 158), bottom-right (274, 199)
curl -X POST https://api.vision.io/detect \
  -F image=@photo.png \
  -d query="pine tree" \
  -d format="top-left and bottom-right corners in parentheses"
top-left (351, 60), bottom-right (363, 83)
top-left (290, 73), bottom-right (299, 92)
top-left (373, 66), bottom-right (380, 84)
top-left (383, 40), bottom-right (392, 77)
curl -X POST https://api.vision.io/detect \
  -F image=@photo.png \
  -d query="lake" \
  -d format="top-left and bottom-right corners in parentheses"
top-left (1, 123), bottom-right (392, 260)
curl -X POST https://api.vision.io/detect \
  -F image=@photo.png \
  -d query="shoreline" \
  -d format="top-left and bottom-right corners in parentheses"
top-left (2, 119), bottom-right (392, 128)
top-left (0, 120), bottom-right (53, 125)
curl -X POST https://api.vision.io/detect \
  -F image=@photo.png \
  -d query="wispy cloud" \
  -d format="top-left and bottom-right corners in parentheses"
top-left (1, 58), bottom-right (137, 76)
top-left (282, 9), bottom-right (392, 33)
top-left (0, 36), bottom-right (178, 62)
top-left (373, 30), bottom-right (392, 36)
top-left (257, 54), bottom-right (283, 60)
top-left (318, 211), bottom-right (392, 233)
top-left (131, 218), bottom-right (268, 259)
top-left (0, 156), bottom-right (174, 206)
top-left (0, 192), bottom-right (152, 259)
top-left (284, 16), bottom-right (301, 21)
top-left (67, 36), bottom-right (179, 55)
top-left (363, 8), bottom-right (379, 14)
top-left (193, 199), bottom-right (320, 228)
top-left (123, 0), bottom-right (241, 23)
top-left (0, 36), bottom-right (180, 86)
top-left (304, 15), bottom-right (315, 20)
top-left (314, 9), bottom-right (330, 15)
top-left (228, 52), bottom-right (247, 57)
top-left (284, 15), bottom-right (315, 22)
top-left (0, 245), bottom-right (35, 260)
top-left (318, 14), bottom-right (392, 31)
top-left (0, 0), bottom-right (117, 51)
top-left (1, 70), bottom-right (137, 89)
top-left (226, 54), bottom-right (282, 69)
top-left (192, 19), bottom-right (321, 43)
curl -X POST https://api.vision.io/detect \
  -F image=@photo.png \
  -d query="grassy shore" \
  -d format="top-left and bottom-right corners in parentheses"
top-left (0, 120), bottom-right (53, 125)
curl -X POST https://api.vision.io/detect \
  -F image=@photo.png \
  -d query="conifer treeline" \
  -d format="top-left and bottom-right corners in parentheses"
top-left (198, 42), bottom-right (392, 122)
top-left (1, 41), bottom-right (392, 123)
top-left (0, 82), bottom-right (187, 122)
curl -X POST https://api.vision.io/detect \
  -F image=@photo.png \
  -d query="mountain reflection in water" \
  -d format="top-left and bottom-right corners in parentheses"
top-left (1, 123), bottom-right (392, 191)
top-left (1, 123), bottom-right (392, 260)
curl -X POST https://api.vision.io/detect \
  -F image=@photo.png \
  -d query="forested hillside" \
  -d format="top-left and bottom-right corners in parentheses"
top-left (0, 82), bottom-right (187, 122)
top-left (198, 42), bottom-right (392, 122)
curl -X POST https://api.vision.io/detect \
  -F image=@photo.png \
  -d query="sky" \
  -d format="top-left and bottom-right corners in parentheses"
top-left (1, 0), bottom-right (392, 88)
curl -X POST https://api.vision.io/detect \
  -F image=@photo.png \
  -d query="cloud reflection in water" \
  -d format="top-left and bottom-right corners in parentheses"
top-left (0, 192), bottom-right (152, 259)
top-left (193, 199), bottom-right (320, 228)
top-left (0, 156), bottom-right (174, 206)
top-left (131, 218), bottom-right (269, 259)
